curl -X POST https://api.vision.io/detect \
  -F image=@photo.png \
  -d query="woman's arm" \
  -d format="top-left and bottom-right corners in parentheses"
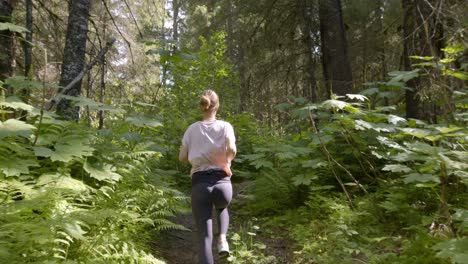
top-left (226, 123), bottom-right (237, 161)
top-left (179, 144), bottom-right (189, 163)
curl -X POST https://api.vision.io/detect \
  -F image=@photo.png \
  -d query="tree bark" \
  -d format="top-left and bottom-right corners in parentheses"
top-left (0, 0), bottom-right (14, 82)
top-left (319, 0), bottom-right (353, 97)
top-left (172, 0), bottom-right (179, 43)
top-left (24, 0), bottom-right (32, 77)
top-left (56, 0), bottom-right (91, 121)
top-left (301, 0), bottom-right (317, 102)
top-left (402, 0), bottom-right (443, 120)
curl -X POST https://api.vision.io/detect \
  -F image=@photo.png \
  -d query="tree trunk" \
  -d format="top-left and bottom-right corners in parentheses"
top-left (0, 0), bottom-right (14, 82)
top-left (24, 0), bottom-right (32, 77)
top-left (319, 0), bottom-right (353, 97)
top-left (56, 0), bottom-right (91, 121)
top-left (301, 0), bottom-right (317, 102)
top-left (172, 0), bottom-right (179, 43)
top-left (402, 0), bottom-right (443, 120)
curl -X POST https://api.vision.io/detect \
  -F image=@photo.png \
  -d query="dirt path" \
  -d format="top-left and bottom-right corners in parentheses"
top-left (151, 181), bottom-right (293, 264)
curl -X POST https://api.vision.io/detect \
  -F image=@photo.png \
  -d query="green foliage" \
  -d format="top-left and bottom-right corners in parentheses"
top-left (241, 92), bottom-right (467, 263)
top-left (0, 78), bottom-right (188, 263)
top-left (227, 218), bottom-right (276, 264)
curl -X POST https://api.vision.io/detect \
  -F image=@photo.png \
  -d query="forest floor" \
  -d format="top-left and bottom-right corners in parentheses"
top-left (152, 180), bottom-right (293, 264)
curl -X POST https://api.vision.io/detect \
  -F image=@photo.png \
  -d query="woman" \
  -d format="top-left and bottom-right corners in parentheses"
top-left (179, 90), bottom-right (237, 264)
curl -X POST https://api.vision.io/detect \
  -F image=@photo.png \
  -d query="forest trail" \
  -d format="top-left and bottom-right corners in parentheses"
top-left (152, 181), bottom-right (293, 264)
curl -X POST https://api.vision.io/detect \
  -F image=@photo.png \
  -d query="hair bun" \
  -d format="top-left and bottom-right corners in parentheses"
top-left (200, 95), bottom-right (211, 110)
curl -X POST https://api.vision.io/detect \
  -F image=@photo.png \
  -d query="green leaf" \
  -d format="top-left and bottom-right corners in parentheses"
top-left (0, 119), bottom-right (36, 139)
top-left (382, 164), bottom-right (412, 173)
top-left (5, 76), bottom-right (44, 90)
top-left (292, 173), bottom-right (317, 186)
top-left (443, 70), bottom-right (468, 80)
top-left (125, 114), bottom-right (163, 128)
top-left (441, 44), bottom-right (465, 55)
top-left (387, 115), bottom-right (407, 125)
top-left (33, 146), bottom-right (54, 157)
top-left (433, 238), bottom-right (468, 264)
top-left (0, 156), bottom-right (39, 177)
top-left (0, 22), bottom-right (29, 33)
top-left (401, 128), bottom-right (431, 138)
top-left (409, 55), bottom-right (434, 61)
top-left (346, 94), bottom-right (368, 101)
top-left (403, 173), bottom-right (440, 184)
top-left (50, 143), bottom-right (94, 162)
top-left (37, 173), bottom-right (88, 192)
top-left (84, 161), bottom-right (121, 182)
top-left (321, 99), bottom-right (347, 110)
top-left (63, 221), bottom-right (87, 240)
top-left (440, 58), bottom-right (456, 64)
top-left (387, 70), bottom-right (420, 83)
top-left (0, 96), bottom-right (35, 112)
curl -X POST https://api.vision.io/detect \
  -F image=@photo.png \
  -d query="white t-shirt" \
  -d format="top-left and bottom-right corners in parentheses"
top-left (182, 120), bottom-right (236, 176)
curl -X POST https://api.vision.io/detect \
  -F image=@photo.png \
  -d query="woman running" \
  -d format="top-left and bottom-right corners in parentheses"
top-left (179, 89), bottom-right (237, 264)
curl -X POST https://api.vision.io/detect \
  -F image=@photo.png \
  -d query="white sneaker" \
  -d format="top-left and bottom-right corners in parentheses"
top-left (217, 240), bottom-right (230, 257)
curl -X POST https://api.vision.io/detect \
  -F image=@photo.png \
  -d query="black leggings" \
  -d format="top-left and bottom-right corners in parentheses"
top-left (191, 170), bottom-right (233, 264)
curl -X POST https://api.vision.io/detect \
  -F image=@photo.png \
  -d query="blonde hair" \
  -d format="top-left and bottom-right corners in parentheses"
top-left (199, 90), bottom-right (219, 112)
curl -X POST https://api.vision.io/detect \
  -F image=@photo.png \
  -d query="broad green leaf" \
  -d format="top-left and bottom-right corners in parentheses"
top-left (443, 70), bottom-right (468, 80)
top-left (125, 115), bottom-right (163, 128)
top-left (387, 115), bottom-right (407, 125)
top-left (92, 105), bottom-right (126, 114)
top-left (84, 161), bottom-right (121, 182)
top-left (360, 87), bottom-right (379, 95)
top-left (401, 127), bottom-right (431, 138)
top-left (440, 58), bottom-right (456, 64)
top-left (355, 120), bottom-right (395, 132)
top-left (292, 173), bottom-right (317, 186)
top-left (63, 222), bottom-right (87, 240)
top-left (5, 76), bottom-right (44, 89)
top-left (387, 70), bottom-right (419, 83)
top-left (37, 173), bottom-right (88, 192)
top-left (302, 159), bottom-right (327, 169)
top-left (434, 238), bottom-right (468, 264)
top-left (403, 173), bottom-right (439, 184)
top-left (382, 164), bottom-right (412, 173)
top-left (409, 55), bottom-right (434, 61)
top-left (252, 159), bottom-right (273, 170)
top-left (0, 119), bottom-right (36, 139)
top-left (0, 22), bottom-right (29, 33)
top-left (441, 44), bottom-right (465, 55)
top-left (346, 94), bottom-right (368, 101)
top-left (321, 99), bottom-right (347, 110)
top-left (0, 156), bottom-right (39, 177)
top-left (391, 151), bottom-right (427, 162)
top-left (0, 96), bottom-right (35, 112)
top-left (50, 143), bottom-right (94, 162)
top-left (435, 126), bottom-right (463, 134)
top-left (58, 95), bottom-right (101, 107)
top-left (33, 146), bottom-right (54, 157)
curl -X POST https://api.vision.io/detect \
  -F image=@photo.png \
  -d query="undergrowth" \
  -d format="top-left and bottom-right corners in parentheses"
top-left (0, 83), bottom-right (188, 263)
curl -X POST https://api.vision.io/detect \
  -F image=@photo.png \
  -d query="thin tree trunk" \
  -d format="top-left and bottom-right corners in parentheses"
top-left (19, 0), bottom-right (33, 120)
top-left (0, 0), bottom-right (14, 83)
top-left (319, 0), bottom-right (353, 97)
top-left (172, 0), bottom-right (179, 43)
top-left (24, 0), bottom-right (32, 77)
top-left (301, 0), bottom-right (317, 102)
top-left (402, 0), bottom-right (443, 120)
top-left (56, 0), bottom-right (91, 121)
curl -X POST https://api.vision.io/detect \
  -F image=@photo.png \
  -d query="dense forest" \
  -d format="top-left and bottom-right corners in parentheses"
top-left (0, 0), bottom-right (467, 263)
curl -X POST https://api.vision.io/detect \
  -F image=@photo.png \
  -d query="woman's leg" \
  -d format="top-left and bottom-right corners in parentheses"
top-left (191, 183), bottom-right (214, 264)
top-left (212, 180), bottom-right (233, 240)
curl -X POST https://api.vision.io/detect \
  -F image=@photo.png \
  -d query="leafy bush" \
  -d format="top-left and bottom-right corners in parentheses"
top-left (0, 84), bottom-right (187, 263)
